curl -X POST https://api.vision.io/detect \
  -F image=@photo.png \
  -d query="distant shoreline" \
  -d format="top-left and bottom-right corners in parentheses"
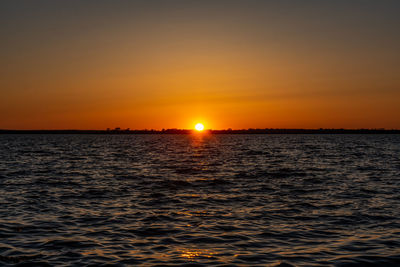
top-left (1, 129), bottom-right (399, 134)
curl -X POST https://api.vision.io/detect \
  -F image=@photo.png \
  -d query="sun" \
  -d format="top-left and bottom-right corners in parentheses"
top-left (195, 123), bottom-right (204, 131)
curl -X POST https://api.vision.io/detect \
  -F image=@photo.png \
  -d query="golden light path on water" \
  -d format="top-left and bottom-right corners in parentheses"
top-left (178, 248), bottom-right (215, 260)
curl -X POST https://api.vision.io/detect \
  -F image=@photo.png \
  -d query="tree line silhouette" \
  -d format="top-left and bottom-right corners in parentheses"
top-left (0, 128), bottom-right (399, 134)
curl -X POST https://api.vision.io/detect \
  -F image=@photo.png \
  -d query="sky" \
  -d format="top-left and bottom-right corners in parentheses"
top-left (1, 0), bottom-right (399, 130)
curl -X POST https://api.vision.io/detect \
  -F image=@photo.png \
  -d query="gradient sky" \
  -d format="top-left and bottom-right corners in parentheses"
top-left (1, 0), bottom-right (399, 130)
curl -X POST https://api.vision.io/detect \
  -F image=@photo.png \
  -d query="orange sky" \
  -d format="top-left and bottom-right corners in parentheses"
top-left (1, 1), bottom-right (399, 130)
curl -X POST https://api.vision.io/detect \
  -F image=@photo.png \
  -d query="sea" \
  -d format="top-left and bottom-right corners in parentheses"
top-left (0, 134), bottom-right (399, 266)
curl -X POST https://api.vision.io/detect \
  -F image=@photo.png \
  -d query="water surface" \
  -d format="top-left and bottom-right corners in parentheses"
top-left (1, 134), bottom-right (400, 266)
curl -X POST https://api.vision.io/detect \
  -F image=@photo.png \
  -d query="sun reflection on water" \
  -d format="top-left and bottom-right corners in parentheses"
top-left (178, 248), bottom-right (215, 260)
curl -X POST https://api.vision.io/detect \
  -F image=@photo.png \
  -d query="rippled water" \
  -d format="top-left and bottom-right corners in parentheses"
top-left (1, 134), bottom-right (400, 266)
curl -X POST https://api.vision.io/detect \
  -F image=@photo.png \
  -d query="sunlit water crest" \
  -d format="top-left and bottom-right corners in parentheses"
top-left (0, 134), bottom-right (400, 266)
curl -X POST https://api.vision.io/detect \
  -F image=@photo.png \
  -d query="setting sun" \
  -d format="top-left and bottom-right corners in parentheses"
top-left (195, 123), bottom-right (204, 131)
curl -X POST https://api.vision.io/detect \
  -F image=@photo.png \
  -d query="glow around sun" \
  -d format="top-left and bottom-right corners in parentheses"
top-left (195, 123), bottom-right (204, 131)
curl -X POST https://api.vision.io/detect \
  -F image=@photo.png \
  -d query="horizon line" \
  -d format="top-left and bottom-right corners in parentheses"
top-left (1, 128), bottom-right (399, 133)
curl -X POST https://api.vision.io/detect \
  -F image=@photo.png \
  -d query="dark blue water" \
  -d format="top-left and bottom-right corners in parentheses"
top-left (1, 134), bottom-right (400, 266)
